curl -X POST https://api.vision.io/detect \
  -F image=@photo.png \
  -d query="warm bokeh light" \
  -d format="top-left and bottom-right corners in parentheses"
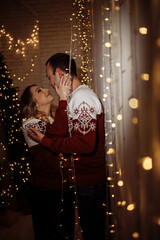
top-left (140, 73), bottom-right (149, 81)
top-left (129, 98), bottom-right (138, 109)
top-left (105, 42), bottom-right (111, 47)
top-left (117, 114), bottom-right (122, 120)
top-left (106, 77), bottom-right (112, 82)
top-left (132, 117), bottom-right (138, 124)
top-left (132, 232), bottom-right (140, 238)
top-left (115, 62), bottom-right (120, 67)
top-left (106, 30), bottom-right (112, 34)
top-left (121, 201), bottom-right (126, 206)
top-left (139, 27), bottom-right (148, 34)
top-left (156, 38), bottom-right (160, 47)
top-left (127, 203), bottom-right (135, 211)
top-left (142, 156), bottom-right (152, 170)
top-left (154, 216), bottom-right (160, 226)
top-left (107, 148), bottom-right (116, 154)
top-left (117, 180), bottom-right (124, 186)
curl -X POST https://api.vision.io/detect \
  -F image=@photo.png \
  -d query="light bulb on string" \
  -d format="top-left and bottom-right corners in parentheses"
top-left (127, 203), bottom-right (135, 211)
top-left (140, 73), bottom-right (149, 81)
top-left (117, 114), bottom-right (122, 120)
top-left (129, 98), bottom-right (138, 109)
top-left (105, 42), bottom-right (111, 48)
top-left (139, 27), bottom-right (148, 35)
top-left (132, 232), bottom-right (140, 238)
top-left (132, 117), bottom-right (138, 124)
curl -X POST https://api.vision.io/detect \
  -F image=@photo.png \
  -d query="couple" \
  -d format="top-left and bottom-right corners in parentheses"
top-left (20, 53), bottom-right (106, 240)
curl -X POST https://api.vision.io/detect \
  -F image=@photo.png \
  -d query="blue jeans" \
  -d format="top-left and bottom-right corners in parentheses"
top-left (77, 182), bottom-right (106, 240)
top-left (26, 184), bottom-right (75, 240)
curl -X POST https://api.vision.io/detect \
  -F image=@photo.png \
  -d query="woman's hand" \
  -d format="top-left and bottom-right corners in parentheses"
top-left (55, 74), bottom-right (71, 100)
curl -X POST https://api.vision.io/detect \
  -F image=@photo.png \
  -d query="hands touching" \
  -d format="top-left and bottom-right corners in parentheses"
top-left (55, 74), bottom-right (71, 100)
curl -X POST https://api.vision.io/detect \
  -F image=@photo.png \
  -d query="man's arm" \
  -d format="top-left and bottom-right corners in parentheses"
top-left (28, 118), bottom-right (97, 154)
top-left (46, 100), bottom-right (68, 137)
top-left (46, 75), bottom-right (69, 137)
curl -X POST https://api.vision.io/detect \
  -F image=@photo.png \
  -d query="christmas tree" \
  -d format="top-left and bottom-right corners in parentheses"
top-left (0, 52), bottom-right (30, 211)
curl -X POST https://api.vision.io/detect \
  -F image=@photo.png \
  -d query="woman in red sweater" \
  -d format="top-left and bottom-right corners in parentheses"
top-left (20, 81), bottom-right (74, 240)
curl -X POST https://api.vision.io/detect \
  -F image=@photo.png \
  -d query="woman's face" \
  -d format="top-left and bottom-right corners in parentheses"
top-left (30, 85), bottom-right (54, 109)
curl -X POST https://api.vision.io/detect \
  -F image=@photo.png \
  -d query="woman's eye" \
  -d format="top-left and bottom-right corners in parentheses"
top-left (37, 89), bottom-right (42, 93)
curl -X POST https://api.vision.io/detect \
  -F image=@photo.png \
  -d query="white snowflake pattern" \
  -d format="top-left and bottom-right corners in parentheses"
top-left (74, 122), bottom-right (80, 131)
top-left (72, 102), bottom-right (96, 135)
top-left (25, 121), bottom-right (47, 134)
top-left (89, 122), bottom-right (96, 131)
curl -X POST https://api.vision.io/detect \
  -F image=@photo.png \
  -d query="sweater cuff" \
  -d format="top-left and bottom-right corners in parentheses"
top-left (41, 135), bottom-right (53, 149)
top-left (58, 100), bottom-right (67, 108)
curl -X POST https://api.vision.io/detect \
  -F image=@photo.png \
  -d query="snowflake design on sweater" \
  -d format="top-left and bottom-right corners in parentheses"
top-left (24, 120), bottom-right (47, 134)
top-left (73, 101), bottom-right (96, 135)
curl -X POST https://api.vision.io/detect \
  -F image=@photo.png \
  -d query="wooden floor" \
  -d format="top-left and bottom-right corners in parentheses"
top-left (0, 210), bottom-right (34, 240)
top-left (0, 209), bottom-right (82, 240)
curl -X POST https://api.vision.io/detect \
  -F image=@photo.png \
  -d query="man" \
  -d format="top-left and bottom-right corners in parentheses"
top-left (29, 53), bottom-right (106, 240)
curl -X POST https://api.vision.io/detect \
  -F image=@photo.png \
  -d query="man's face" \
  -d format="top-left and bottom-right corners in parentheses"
top-left (46, 63), bottom-right (60, 89)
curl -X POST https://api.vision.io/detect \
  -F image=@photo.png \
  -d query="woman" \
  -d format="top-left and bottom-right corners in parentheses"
top-left (20, 81), bottom-right (75, 240)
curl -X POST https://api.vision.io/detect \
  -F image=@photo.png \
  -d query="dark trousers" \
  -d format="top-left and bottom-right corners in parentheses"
top-left (77, 182), bottom-right (106, 240)
top-left (27, 184), bottom-right (75, 240)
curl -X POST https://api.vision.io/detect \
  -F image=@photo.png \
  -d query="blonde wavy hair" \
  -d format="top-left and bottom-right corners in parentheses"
top-left (20, 84), bottom-right (53, 123)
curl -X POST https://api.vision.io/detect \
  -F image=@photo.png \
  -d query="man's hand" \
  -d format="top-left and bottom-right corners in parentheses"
top-left (27, 128), bottom-right (45, 143)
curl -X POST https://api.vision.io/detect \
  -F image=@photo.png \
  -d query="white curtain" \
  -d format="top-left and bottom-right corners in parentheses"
top-left (92, 0), bottom-right (160, 239)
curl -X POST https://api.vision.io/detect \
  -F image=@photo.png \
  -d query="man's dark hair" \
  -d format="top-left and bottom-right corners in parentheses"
top-left (46, 53), bottom-right (77, 77)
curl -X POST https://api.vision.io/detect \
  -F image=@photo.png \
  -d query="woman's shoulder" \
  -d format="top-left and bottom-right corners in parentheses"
top-left (22, 118), bottom-right (48, 134)
top-left (22, 118), bottom-right (42, 129)
top-left (22, 117), bottom-right (40, 125)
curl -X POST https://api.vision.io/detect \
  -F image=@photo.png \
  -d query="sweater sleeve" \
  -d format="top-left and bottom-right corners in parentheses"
top-left (42, 88), bottom-right (103, 154)
top-left (45, 100), bottom-right (68, 137)
top-left (41, 118), bottom-right (97, 154)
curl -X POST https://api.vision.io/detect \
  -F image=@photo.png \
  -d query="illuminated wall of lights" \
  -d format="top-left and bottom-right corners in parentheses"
top-left (71, 0), bottom-right (93, 87)
top-left (92, 0), bottom-right (154, 239)
top-left (0, 20), bottom-right (39, 83)
top-left (1, 1), bottom-right (159, 239)
top-left (0, 51), bottom-right (31, 208)
top-left (0, 18), bottom-right (39, 208)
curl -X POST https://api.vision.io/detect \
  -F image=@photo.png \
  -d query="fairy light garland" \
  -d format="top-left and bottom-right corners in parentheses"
top-left (0, 53), bottom-right (30, 209)
top-left (100, 0), bottom-right (152, 238)
top-left (0, 21), bottom-right (39, 55)
top-left (0, 21), bottom-right (39, 206)
top-left (101, 0), bottom-right (119, 237)
top-left (71, 0), bottom-right (93, 87)
top-left (0, 20), bottom-right (39, 82)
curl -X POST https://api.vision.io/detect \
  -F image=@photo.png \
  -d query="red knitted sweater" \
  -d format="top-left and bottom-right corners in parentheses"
top-left (42, 85), bottom-right (106, 186)
top-left (22, 100), bottom-right (69, 189)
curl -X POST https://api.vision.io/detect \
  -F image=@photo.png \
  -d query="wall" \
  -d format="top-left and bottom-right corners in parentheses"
top-left (0, 0), bottom-right (73, 105)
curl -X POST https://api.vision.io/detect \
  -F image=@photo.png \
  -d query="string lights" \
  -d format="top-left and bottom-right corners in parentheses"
top-left (0, 0), bottom-right (156, 238)
top-left (0, 20), bottom-right (39, 82)
top-left (71, 0), bottom-right (93, 87)
top-left (0, 20), bottom-right (39, 208)
top-left (98, 0), bottom-right (152, 239)
top-left (0, 22), bottom-right (39, 55)
top-left (0, 52), bottom-right (30, 209)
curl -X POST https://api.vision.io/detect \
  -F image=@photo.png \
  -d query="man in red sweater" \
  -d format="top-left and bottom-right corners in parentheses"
top-left (29, 53), bottom-right (106, 240)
